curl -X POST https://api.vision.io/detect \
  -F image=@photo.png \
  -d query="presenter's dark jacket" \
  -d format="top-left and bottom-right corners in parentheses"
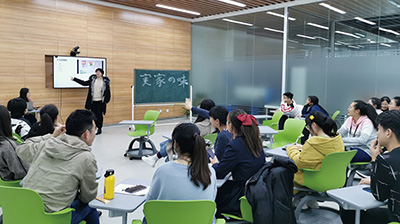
top-left (73, 75), bottom-right (111, 114)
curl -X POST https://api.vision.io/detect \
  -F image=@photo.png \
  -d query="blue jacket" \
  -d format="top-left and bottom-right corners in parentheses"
top-left (212, 136), bottom-right (265, 182)
top-left (301, 105), bottom-right (328, 118)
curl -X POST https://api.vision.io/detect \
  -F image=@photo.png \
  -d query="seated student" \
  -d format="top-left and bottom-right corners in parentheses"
top-left (389, 96), bottom-right (400, 111)
top-left (368, 97), bottom-right (382, 114)
top-left (16, 110), bottom-right (99, 224)
top-left (210, 110), bottom-right (265, 216)
top-left (7, 97), bottom-right (31, 140)
top-left (19, 87), bottom-right (37, 125)
top-left (287, 111), bottom-right (344, 187)
top-left (142, 104), bottom-right (232, 167)
top-left (299, 96), bottom-right (329, 144)
top-left (338, 100), bottom-right (377, 163)
top-left (277, 92), bottom-right (301, 130)
top-left (146, 123), bottom-right (217, 222)
top-left (380, 96), bottom-right (390, 112)
top-left (191, 98), bottom-right (217, 137)
top-left (0, 105), bottom-right (29, 181)
top-left (300, 96), bottom-right (329, 118)
top-left (27, 104), bottom-right (59, 138)
top-left (340, 110), bottom-right (400, 224)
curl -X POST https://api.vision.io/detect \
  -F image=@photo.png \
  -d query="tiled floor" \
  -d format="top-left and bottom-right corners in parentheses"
top-left (76, 117), bottom-right (343, 223)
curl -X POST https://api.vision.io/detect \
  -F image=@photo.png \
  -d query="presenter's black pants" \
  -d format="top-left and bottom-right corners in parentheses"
top-left (91, 101), bottom-right (103, 130)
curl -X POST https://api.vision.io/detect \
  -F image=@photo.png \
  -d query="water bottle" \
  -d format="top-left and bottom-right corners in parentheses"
top-left (104, 169), bottom-right (115, 199)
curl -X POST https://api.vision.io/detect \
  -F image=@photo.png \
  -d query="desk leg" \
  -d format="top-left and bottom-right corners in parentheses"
top-left (269, 135), bottom-right (273, 149)
top-left (122, 213), bottom-right (127, 224)
top-left (355, 209), bottom-right (360, 224)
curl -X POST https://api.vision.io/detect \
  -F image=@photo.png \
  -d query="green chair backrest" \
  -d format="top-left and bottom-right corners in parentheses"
top-left (143, 200), bottom-right (216, 224)
top-left (331, 110), bottom-right (340, 121)
top-left (0, 178), bottom-right (22, 187)
top-left (273, 119), bottom-right (305, 147)
top-left (204, 133), bottom-right (218, 146)
top-left (135, 110), bottom-right (160, 136)
top-left (0, 185), bottom-right (74, 224)
top-left (263, 111), bottom-right (283, 130)
top-left (12, 133), bottom-right (23, 144)
top-left (239, 196), bottom-right (253, 222)
top-left (303, 150), bottom-right (357, 192)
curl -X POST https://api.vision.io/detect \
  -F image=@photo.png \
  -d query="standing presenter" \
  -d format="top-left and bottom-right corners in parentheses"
top-left (72, 68), bottom-right (111, 135)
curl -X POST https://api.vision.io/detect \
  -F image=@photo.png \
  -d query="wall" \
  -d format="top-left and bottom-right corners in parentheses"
top-left (0, 0), bottom-right (191, 123)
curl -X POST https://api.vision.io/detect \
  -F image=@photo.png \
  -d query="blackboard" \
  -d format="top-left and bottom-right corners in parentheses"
top-left (134, 69), bottom-right (190, 104)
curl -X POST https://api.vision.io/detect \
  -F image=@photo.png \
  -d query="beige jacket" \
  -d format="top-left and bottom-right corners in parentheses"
top-left (16, 134), bottom-right (98, 213)
top-left (195, 119), bottom-right (216, 137)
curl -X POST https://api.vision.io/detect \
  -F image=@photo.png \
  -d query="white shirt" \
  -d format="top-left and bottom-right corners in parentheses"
top-left (92, 78), bottom-right (103, 101)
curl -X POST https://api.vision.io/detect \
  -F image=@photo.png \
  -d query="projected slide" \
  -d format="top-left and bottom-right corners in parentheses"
top-left (53, 56), bottom-right (106, 88)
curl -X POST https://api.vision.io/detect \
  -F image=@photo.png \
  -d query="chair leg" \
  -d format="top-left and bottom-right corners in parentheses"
top-left (294, 195), bottom-right (312, 220)
top-left (347, 169), bottom-right (357, 187)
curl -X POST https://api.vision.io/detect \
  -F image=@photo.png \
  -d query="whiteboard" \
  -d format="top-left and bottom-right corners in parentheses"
top-left (53, 56), bottom-right (107, 88)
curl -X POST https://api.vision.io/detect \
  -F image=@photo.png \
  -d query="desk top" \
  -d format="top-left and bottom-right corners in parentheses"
top-left (265, 146), bottom-right (289, 158)
top-left (327, 185), bottom-right (386, 210)
top-left (253, 114), bottom-right (273, 119)
top-left (344, 142), bottom-right (362, 147)
top-left (258, 126), bottom-right (279, 135)
top-left (119, 120), bottom-right (154, 125)
top-left (89, 178), bottom-right (151, 212)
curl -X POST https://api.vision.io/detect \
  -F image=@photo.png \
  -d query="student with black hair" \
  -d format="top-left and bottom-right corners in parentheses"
top-left (7, 97), bottom-right (31, 140)
top-left (380, 96), bottom-right (391, 112)
top-left (389, 96), bottom-right (400, 111)
top-left (145, 123), bottom-right (217, 222)
top-left (341, 110), bottom-right (400, 224)
top-left (17, 110), bottom-right (99, 224)
top-left (188, 98), bottom-right (217, 137)
top-left (368, 97), bottom-right (382, 114)
top-left (72, 68), bottom-right (111, 135)
top-left (27, 104), bottom-right (59, 138)
top-left (277, 92), bottom-right (301, 130)
top-left (19, 87), bottom-right (37, 125)
top-left (287, 111), bottom-right (344, 187)
top-left (210, 110), bottom-right (265, 216)
top-left (338, 100), bottom-right (378, 162)
top-left (0, 105), bottom-right (29, 181)
top-left (300, 96), bottom-right (328, 118)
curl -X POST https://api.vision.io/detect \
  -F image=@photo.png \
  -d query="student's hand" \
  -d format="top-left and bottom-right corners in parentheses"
top-left (370, 139), bottom-right (382, 162)
top-left (359, 177), bottom-right (371, 185)
top-left (184, 98), bottom-right (192, 110)
top-left (298, 114), bottom-right (302, 117)
top-left (52, 124), bottom-right (66, 138)
top-left (210, 156), bottom-right (219, 165)
top-left (291, 143), bottom-right (302, 149)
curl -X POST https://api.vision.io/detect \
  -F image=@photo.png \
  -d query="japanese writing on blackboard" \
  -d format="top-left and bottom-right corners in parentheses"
top-left (140, 73), bottom-right (188, 88)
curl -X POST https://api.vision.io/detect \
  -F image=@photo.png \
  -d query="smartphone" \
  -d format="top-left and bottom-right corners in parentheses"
top-left (125, 185), bottom-right (146, 193)
top-left (362, 187), bottom-right (371, 193)
top-left (207, 149), bottom-right (215, 158)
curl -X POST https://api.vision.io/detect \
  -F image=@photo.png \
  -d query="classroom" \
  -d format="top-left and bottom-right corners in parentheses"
top-left (0, 0), bottom-right (399, 224)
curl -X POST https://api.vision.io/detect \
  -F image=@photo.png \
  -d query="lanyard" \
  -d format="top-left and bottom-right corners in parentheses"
top-left (349, 124), bottom-right (360, 137)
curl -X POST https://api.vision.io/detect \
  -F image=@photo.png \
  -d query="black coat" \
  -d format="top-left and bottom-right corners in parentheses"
top-left (73, 75), bottom-right (111, 114)
top-left (245, 157), bottom-right (298, 224)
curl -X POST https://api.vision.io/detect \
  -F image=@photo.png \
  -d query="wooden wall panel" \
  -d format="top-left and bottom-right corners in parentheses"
top-left (0, 0), bottom-right (191, 124)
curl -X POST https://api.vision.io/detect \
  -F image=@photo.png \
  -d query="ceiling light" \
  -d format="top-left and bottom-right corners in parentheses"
top-left (337, 41), bottom-right (350, 45)
top-left (264, 27), bottom-right (283, 33)
top-left (303, 44), bottom-right (320, 47)
top-left (335, 30), bottom-right (361, 38)
top-left (335, 43), bottom-right (342, 45)
top-left (314, 36), bottom-right (329, 41)
top-left (357, 45), bottom-right (365, 48)
top-left (222, 18), bottom-right (253, 26)
top-left (370, 41), bottom-right (376, 43)
top-left (217, 0), bottom-right (246, 7)
top-left (380, 43), bottom-right (392, 47)
top-left (288, 39), bottom-right (299, 43)
top-left (354, 17), bottom-right (376, 25)
top-left (387, 0), bottom-right (400, 8)
top-left (348, 45), bottom-right (360, 49)
top-left (307, 22), bottom-right (329, 30)
top-left (355, 33), bottom-right (366, 37)
top-left (266, 11), bottom-right (296, 21)
top-left (379, 27), bottom-right (400, 36)
top-left (319, 3), bottom-right (346, 14)
top-left (296, 34), bottom-right (316, 40)
top-left (155, 4), bottom-right (200, 15)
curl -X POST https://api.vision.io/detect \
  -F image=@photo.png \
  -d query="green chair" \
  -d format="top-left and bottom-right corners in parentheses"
top-left (346, 161), bottom-right (371, 187)
top-left (271, 118), bottom-right (305, 148)
top-left (0, 185), bottom-right (81, 224)
top-left (331, 110), bottom-right (340, 121)
top-left (204, 133), bottom-right (218, 146)
top-left (0, 178), bottom-right (22, 187)
top-left (132, 200), bottom-right (226, 224)
top-left (221, 196), bottom-right (253, 223)
top-left (263, 110), bottom-right (283, 130)
top-left (293, 150), bottom-right (357, 220)
top-left (125, 110), bottom-right (160, 159)
top-left (12, 133), bottom-right (23, 144)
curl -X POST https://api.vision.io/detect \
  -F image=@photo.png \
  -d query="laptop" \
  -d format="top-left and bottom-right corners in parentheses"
top-left (27, 102), bottom-right (34, 111)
